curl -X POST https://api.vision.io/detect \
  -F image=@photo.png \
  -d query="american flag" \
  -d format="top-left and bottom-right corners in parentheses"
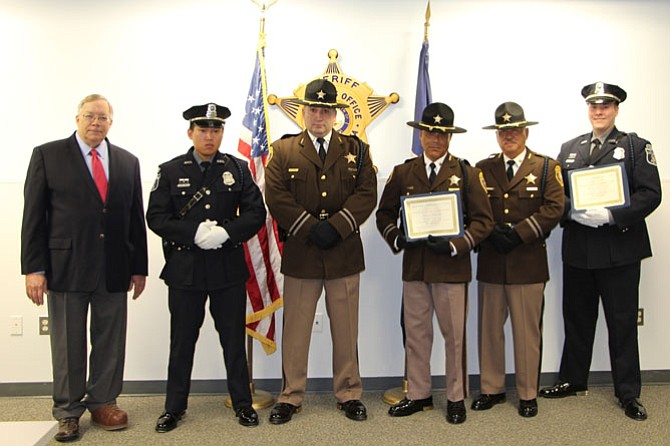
top-left (412, 39), bottom-right (432, 156)
top-left (237, 42), bottom-right (283, 355)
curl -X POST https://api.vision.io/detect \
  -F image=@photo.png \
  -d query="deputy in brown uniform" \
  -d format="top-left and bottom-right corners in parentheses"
top-left (376, 102), bottom-right (494, 424)
top-left (471, 102), bottom-right (564, 418)
top-left (265, 79), bottom-right (377, 424)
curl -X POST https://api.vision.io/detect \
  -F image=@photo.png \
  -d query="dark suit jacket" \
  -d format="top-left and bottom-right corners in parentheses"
top-left (376, 154), bottom-right (494, 283)
top-left (146, 149), bottom-right (266, 290)
top-left (557, 127), bottom-right (661, 269)
top-left (21, 132), bottom-right (148, 292)
top-left (476, 149), bottom-right (564, 284)
top-left (265, 130), bottom-right (377, 279)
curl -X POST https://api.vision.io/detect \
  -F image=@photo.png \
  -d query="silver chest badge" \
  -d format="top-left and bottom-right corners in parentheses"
top-left (222, 171), bottom-right (235, 186)
top-left (613, 147), bottom-right (625, 160)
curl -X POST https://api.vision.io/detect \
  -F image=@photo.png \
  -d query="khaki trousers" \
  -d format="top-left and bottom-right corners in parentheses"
top-left (403, 281), bottom-right (468, 403)
top-left (477, 282), bottom-right (545, 400)
top-left (278, 274), bottom-right (362, 406)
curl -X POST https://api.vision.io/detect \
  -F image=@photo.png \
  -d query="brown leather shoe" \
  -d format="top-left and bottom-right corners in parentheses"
top-left (91, 403), bottom-right (128, 430)
top-left (54, 417), bottom-right (80, 442)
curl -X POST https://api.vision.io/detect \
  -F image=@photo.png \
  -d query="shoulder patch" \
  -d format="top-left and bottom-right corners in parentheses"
top-left (151, 168), bottom-right (161, 192)
top-left (645, 143), bottom-right (657, 166)
top-left (555, 164), bottom-right (563, 187)
top-left (478, 171), bottom-right (488, 192)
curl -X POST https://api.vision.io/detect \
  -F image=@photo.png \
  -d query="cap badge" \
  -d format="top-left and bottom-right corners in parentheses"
top-left (316, 90), bottom-right (326, 100)
top-left (595, 82), bottom-right (604, 95)
top-left (206, 103), bottom-right (217, 119)
top-left (502, 113), bottom-right (512, 122)
top-left (433, 114), bottom-right (443, 124)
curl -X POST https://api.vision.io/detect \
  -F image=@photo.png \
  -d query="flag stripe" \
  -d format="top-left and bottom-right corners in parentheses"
top-left (238, 42), bottom-right (283, 355)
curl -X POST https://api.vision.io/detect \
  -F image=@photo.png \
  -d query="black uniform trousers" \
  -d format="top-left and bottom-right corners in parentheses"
top-left (165, 284), bottom-right (251, 412)
top-left (559, 262), bottom-right (642, 401)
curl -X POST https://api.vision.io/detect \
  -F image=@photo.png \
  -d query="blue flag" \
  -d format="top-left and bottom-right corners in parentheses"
top-left (412, 41), bottom-right (432, 156)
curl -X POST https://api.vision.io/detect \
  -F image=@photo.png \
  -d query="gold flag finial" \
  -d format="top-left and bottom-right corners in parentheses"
top-left (252, 0), bottom-right (278, 35)
top-left (424, 1), bottom-right (431, 42)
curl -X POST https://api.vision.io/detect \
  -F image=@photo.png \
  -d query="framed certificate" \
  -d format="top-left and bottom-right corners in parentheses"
top-left (568, 163), bottom-right (630, 211)
top-left (401, 191), bottom-right (464, 241)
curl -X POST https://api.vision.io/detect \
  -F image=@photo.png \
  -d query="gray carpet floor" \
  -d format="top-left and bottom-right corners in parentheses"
top-left (1, 386), bottom-right (668, 445)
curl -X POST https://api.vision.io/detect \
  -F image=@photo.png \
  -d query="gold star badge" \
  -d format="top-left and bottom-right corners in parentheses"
top-left (433, 114), bottom-right (443, 124)
top-left (345, 152), bottom-right (357, 164)
top-left (449, 175), bottom-right (461, 186)
top-left (316, 89), bottom-right (326, 99)
top-left (502, 113), bottom-right (512, 122)
top-left (525, 173), bottom-right (537, 184)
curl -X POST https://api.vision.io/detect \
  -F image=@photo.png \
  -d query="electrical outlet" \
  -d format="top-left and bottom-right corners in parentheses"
top-left (637, 308), bottom-right (644, 326)
top-left (313, 313), bottom-right (324, 332)
top-left (39, 316), bottom-right (50, 335)
top-left (10, 316), bottom-right (23, 336)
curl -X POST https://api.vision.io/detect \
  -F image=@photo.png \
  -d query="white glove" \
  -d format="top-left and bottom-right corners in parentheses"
top-left (572, 208), bottom-right (612, 228)
top-left (194, 220), bottom-right (217, 246)
top-left (197, 225), bottom-right (230, 250)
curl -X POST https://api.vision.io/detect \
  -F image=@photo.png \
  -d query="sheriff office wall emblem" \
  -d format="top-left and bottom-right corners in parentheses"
top-left (268, 49), bottom-right (399, 143)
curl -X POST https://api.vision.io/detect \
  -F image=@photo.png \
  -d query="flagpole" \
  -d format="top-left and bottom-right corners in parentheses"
top-left (224, 0), bottom-right (279, 411)
top-left (384, 0), bottom-right (431, 406)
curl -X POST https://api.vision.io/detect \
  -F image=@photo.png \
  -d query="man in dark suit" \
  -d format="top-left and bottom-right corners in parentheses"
top-left (146, 103), bottom-right (266, 432)
top-left (21, 94), bottom-right (148, 442)
top-left (265, 79), bottom-right (377, 424)
top-left (472, 102), bottom-right (564, 418)
top-left (376, 102), bottom-right (493, 424)
top-left (540, 82), bottom-right (661, 421)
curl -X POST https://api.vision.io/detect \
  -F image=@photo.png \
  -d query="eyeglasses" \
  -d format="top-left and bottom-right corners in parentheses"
top-left (81, 114), bottom-right (111, 123)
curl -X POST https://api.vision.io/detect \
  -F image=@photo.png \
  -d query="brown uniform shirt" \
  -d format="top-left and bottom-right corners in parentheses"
top-left (475, 149), bottom-right (564, 284)
top-left (265, 130), bottom-right (377, 279)
top-left (376, 154), bottom-right (494, 283)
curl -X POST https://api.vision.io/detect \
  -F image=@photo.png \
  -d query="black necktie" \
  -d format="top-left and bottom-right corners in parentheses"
top-left (506, 160), bottom-right (515, 181)
top-left (201, 161), bottom-right (211, 179)
top-left (590, 139), bottom-right (602, 163)
top-left (317, 137), bottom-right (326, 163)
top-left (428, 162), bottom-right (437, 184)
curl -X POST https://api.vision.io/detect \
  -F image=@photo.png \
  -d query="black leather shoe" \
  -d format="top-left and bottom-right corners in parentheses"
top-left (388, 397), bottom-right (433, 417)
top-left (54, 417), bottom-right (80, 442)
top-left (539, 382), bottom-right (588, 398)
top-left (471, 393), bottom-right (506, 411)
top-left (269, 403), bottom-right (301, 425)
top-left (446, 400), bottom-right (466, 424)
top-left (337, 400), bottom-right (367, 421)
top-left (519, 399), bottom-right (538, 418)
top-left (235, 406), bottom-right (259, 427)
top-left (620, 398), bottom-right (647, 421)
top-left (155, 411), bottom-right (184, 433)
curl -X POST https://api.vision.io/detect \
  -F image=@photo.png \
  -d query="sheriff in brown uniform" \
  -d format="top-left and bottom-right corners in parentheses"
top-left (376, 102), bottom-right (493, 424)
top-left (471, 102), bottom-right (564, 418)
top-left (265, 79), bottom-right (377, 424)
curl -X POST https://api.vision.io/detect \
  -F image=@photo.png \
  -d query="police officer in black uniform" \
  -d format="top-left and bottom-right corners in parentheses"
top-left (147, 103), bottom-right (266, 431)
top-left (540, 83), bottom-right (662, 421)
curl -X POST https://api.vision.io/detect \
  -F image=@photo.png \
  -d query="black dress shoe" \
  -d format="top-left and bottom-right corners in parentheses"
top-left (337, 399), bottom-right (367, 421)
top-left (155, 411), bottom-right (184, 433)
top-left (269, 403), bottom-right (301, 425)
top-left (235, 406), bottom-right (259, 427)
top-left (388, 397), bottom-right (433, 417)
top-left (54, 417), bottom-right (80, 442)
top-left (471, 393), bottom-right (506, 411)
top-left (539, 382), bottom-right (588, 398)
top-left (620, 398), bottom-right (647, 421)
top-left (446, 400), bottom-right (466, 424)
top-left (519, 399), bottom-right (538, 418)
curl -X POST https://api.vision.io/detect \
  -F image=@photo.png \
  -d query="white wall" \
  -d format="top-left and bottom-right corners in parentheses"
top-left (1, 0), bottom-right (669, 384)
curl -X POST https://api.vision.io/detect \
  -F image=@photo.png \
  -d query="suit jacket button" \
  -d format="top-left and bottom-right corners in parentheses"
top-left (99, 233), bottom-right (105, 239)
top-left (205, 204), bottom-right (211, 209)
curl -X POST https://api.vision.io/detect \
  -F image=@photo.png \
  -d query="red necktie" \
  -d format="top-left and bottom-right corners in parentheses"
top-left (91, 149), bottom-right (108, 201)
